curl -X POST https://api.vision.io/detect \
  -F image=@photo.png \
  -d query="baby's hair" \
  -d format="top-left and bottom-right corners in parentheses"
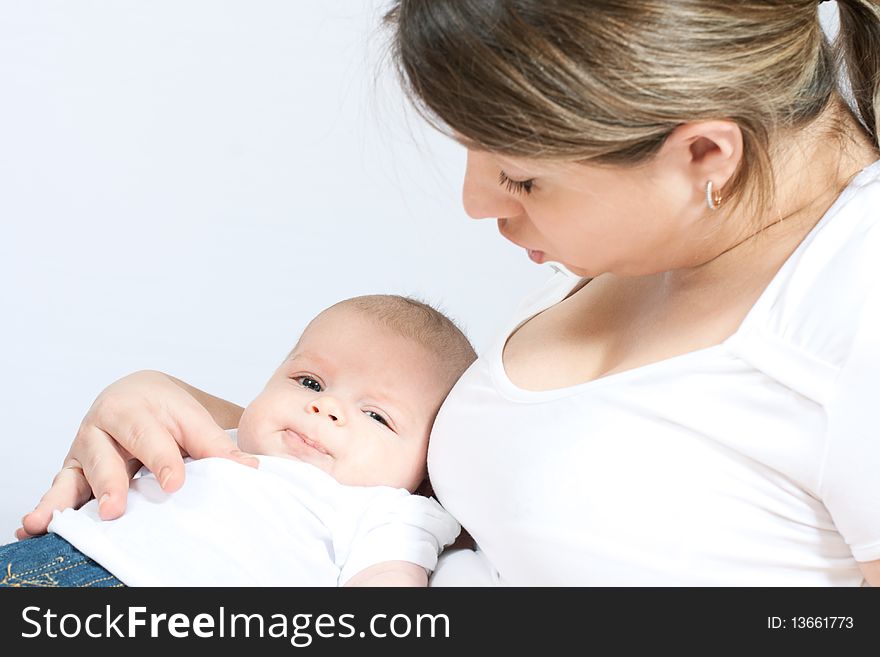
top-left (300, 294), bottom-right (477, 392)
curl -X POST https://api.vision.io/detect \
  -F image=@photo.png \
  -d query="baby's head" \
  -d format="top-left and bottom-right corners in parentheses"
top-left (237, 295), bottom-right (476, 492)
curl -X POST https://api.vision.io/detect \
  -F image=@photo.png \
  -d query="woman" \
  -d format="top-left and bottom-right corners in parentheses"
top-left (18, 0), bottom-right (880, 585)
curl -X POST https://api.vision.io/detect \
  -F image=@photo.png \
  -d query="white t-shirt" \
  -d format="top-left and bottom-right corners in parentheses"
top-left (429, 159), bottom-right (880, 586)
top-left (50, 432), bottom-right (460, 587)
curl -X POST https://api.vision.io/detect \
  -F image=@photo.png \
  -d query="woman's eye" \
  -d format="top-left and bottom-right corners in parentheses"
top-left (364, 410), bottom-right (390, 427)
top-left (498, 170), bottom-right (534, 195)
top-left (296, 376), bottom-right (322, 392)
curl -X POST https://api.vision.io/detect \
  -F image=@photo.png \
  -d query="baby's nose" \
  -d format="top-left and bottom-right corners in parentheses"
top-left (308, 397), bottom-right (346, 425)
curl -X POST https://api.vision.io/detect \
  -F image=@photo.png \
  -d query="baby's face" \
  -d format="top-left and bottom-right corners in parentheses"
top-left (236, 305), bottom-right (447, 492)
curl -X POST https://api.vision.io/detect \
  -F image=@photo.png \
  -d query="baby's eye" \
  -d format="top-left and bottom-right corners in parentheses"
top-left (296, 376), bottom-right (322, 392)
top-left (364, 410), bottom-right (390, 428)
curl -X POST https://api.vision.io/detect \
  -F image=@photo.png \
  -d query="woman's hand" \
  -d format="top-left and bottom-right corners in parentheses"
top-left (16, 370), bottom-right (257, 539)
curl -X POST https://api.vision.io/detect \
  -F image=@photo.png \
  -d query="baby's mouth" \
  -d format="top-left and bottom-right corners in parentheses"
top-left (286, 429), bottom-right (331, 455)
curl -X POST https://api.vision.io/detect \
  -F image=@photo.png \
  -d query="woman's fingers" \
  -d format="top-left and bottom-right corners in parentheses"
top-left (176, 413), bottom-right (259, 469)
top-left (20, 460), bottom-right (93, 536)
top-left (101, 416), bottom-right (189, 495)
top-left (17, 370), bottom-right (253, 538)
top-left (118, 407), bottom-right (254, 494)
top-left (16, 416), bottom-right (251, 537)
top-left (96, 392), bottom-right (255, 495)
top-left (75, 424), bottom-right (140, 520)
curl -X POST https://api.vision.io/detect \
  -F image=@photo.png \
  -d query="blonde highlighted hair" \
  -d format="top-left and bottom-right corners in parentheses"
top-left (385, 0), bottom-right (880, 214)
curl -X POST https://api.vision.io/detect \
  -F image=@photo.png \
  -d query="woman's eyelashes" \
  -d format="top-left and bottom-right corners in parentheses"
top-left (293, 375), bottom-right (395, 430)
top-left (498, 170), bottom-right (534, 195)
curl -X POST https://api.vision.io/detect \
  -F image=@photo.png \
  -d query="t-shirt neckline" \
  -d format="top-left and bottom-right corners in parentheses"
top-left (491, 158), bottom-right (880, 402)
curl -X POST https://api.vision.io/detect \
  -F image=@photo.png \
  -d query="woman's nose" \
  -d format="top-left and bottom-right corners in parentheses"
top-left (307, 396), bottom-right (346, 426)
top-left (462, 150), bottom-right (525, 221)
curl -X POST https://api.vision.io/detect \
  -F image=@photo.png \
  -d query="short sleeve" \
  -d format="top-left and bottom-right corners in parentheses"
top-left (337, 492), bottom-right (461, 586)
top-left (819, 276), bottom-right (880, 562)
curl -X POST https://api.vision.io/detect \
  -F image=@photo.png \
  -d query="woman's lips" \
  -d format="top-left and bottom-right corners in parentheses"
top-left (527, 249), bottom-right (546, 264)
top-left (286, 429), bottom-right (330, 455)
top-left (496, 218), bottom-right (547, 264)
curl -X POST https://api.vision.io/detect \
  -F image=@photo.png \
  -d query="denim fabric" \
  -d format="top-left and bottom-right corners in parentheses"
top-left (0, 533), bottom-right (124, 587)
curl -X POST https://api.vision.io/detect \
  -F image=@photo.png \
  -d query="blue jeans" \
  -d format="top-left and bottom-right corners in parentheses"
top-left (0, 533), bottom-right (124, 587)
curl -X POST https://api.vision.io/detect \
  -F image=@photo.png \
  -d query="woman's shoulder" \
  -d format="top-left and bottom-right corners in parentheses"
top-left (740, 159), bottom-right (880, 369)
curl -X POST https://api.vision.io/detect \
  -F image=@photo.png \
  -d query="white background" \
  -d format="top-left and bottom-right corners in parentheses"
top-left (0, 1), bottom-right (550, 536)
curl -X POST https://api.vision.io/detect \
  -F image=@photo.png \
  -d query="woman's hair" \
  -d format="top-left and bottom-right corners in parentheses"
top-left (385, 0), bottom-right (880, 214)
top-left (839, 1), bottom-right (880, 143)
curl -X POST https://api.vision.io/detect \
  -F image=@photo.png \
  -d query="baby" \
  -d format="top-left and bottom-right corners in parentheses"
top-left (1, 295), bottom-right (475, 587)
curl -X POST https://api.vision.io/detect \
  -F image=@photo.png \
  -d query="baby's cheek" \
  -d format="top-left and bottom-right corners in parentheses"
top-left (234, 408), bottom-right (261, 452)
top-left (235, 431), bottom-right (255, 452)
top-left (235, 429), bottom-right (252, 452)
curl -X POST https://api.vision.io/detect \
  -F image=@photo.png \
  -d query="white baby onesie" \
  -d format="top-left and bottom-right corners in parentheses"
top-left (50, 447), bottom-right (460, 586)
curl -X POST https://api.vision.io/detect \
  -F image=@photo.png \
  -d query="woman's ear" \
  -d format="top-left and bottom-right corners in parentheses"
top-left (659, 120), bottom-right (744, 193)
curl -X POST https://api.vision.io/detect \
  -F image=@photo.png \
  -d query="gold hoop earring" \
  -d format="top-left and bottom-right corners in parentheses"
top-left (706, 180), bottom-right (723, 210)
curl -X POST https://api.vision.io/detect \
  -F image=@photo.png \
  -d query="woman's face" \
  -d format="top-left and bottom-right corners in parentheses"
top-left (461, 146), bottom-right (717, 278)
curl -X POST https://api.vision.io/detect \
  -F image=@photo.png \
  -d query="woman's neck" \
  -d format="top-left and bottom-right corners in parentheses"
top-left (661, 97), bottom-right (879, 294)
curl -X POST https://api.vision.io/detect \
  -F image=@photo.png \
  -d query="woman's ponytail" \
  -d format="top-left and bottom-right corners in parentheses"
top-left (836, 0), bottom-right (880, 146)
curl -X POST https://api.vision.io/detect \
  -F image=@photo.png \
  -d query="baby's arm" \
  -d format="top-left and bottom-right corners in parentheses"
top-left (338, 490), bottom-right (459, 587)
top-left (343, 560), bottom-right (428, 587)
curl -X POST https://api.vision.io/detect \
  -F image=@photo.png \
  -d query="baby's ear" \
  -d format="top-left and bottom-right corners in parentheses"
top-left (414, 474), bottom-right (435, 498)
